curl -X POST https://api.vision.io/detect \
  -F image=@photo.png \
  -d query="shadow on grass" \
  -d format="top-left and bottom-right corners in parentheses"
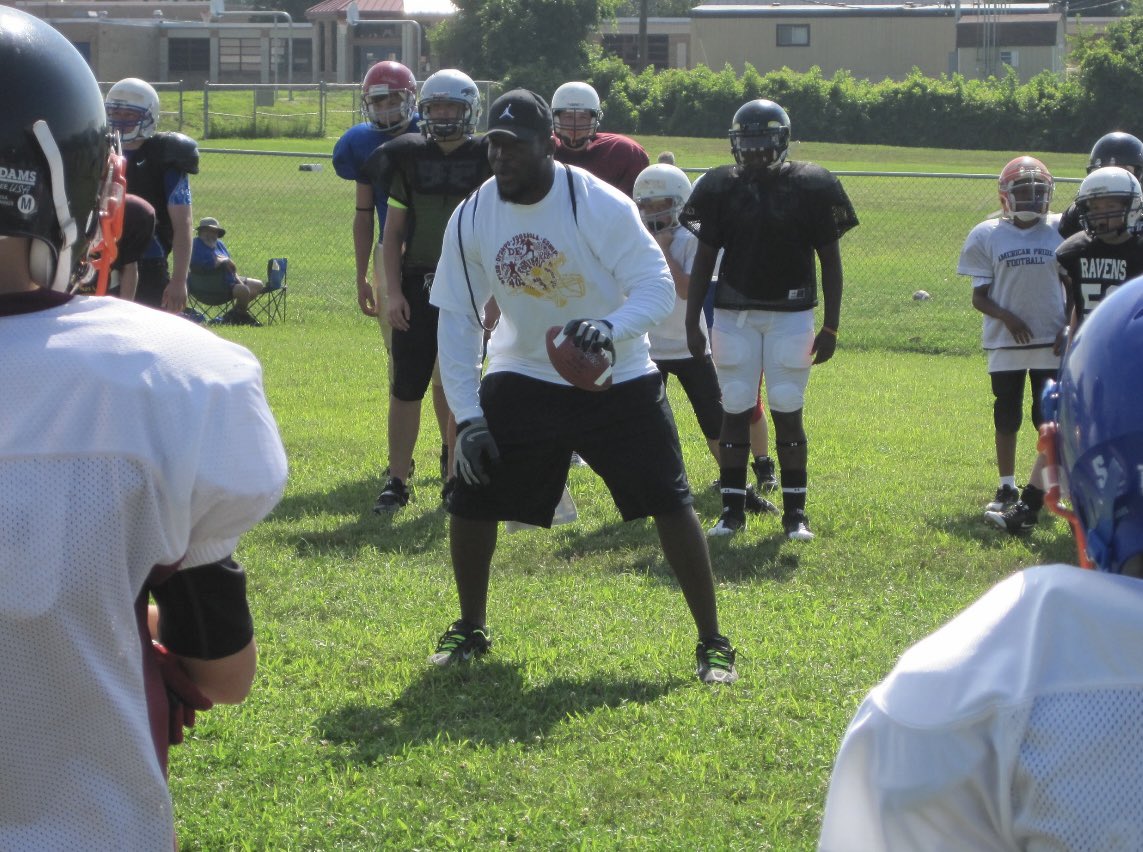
top-left (270, 477), bottom-right (449, 557)
top-left (932, 511), bottom-right (1077, 564)
top-left (316, 660), bottom-right (680, 762)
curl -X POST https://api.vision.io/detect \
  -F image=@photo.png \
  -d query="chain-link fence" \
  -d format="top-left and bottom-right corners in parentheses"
top-left (191, 148), bottom-right (1080, 356)
top-left (101, 81), bottom-right (503, 140)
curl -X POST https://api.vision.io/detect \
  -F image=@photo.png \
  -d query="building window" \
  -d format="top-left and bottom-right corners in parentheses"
top-left (290, 39), bottom-right (312, 74)
top-left (777, 24), bottom-right (810, 47)
top-left (220, 37), bottom-right (261, 74)
top-left (1000, 49), bottom-right (1019, 68)
top-left (169, 37), bottom-right (209, 74)
top-left (600, 34), bottom-right (670, 70)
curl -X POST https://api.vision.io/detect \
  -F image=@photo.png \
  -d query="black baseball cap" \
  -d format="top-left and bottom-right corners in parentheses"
top-left (486, 89), bottom-right (553, 142)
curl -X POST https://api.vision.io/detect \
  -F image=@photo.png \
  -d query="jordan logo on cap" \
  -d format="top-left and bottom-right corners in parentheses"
top-left (500, 105), bottom-right (514, 120)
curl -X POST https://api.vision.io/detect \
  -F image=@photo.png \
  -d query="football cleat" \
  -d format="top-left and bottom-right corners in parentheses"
top-left (373, 476), bottom-right (409, 513)
top-left (783, 510), bottom-right (814, 541)
top-left (695, 636), bottom-right (739, 684)
top-left (707, 509), bottom-right (745, 537)
top-left (984, 500), bottom-right (1039, 534)
top-left (752, 457), bottom-right (779, 493)
top-left (985, 484), bottom-right (1021, 512)
top-left (744, 485), bottom-right (780, 515)
top-left (429, 621), bottom-right (491, 666)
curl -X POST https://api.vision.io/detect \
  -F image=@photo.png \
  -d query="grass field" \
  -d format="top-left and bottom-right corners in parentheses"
top-left (169, 136), bottom-right (1079, 849)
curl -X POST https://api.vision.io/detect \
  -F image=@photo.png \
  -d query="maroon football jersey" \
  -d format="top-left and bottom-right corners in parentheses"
top-left (553, 132), bottom-right (649, 198)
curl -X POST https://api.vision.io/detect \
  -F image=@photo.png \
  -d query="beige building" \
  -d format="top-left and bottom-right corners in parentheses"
top-left (689, 3), bottom-right (1064, 82)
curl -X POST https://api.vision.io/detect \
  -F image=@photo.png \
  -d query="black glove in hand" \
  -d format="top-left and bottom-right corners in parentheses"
top-left (562, 318), bottom-right (615, 357)
top-left (455, 417), bottom-right (500, 486)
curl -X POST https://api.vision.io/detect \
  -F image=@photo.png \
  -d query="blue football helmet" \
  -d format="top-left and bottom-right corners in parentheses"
top-left (1041, 276), bottom-right (1143, 573)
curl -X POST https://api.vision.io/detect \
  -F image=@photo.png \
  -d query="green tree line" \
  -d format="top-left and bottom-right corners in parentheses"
top-left (430, 2), bottom-right (1143, 152)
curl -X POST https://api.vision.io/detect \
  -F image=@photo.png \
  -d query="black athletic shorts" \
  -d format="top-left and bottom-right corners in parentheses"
top-left (391, 270), bottom-right (439, 402)
top-left (448, 372), bottom-right (694, 526)
top-left (655, 354), bottom-right (723, 441)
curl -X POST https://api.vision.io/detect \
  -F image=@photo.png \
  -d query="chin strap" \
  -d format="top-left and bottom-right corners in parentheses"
top-left (31, 120), bottom-right (80, 292)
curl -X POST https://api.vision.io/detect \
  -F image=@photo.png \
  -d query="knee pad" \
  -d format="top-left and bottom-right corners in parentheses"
top-left (993, 394), bottom-right (1023, 435)
top-left (768, 382), bottom-right (805, 413)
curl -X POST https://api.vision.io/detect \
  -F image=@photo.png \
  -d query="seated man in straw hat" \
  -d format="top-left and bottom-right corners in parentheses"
top-left (190, 216), bottom-right (264, 325)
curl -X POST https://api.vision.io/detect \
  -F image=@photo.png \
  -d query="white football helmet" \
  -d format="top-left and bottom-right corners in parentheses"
top-left (551, 82), bottom-right (602, 147)
top-left (104, 77), bottom-right (160, 144)
top-left (1076, 166), bottom-right (1143, 238)
top-left (418, 69), bottom-right (481, 141)
top-left (633, 163), bottom-right (692, 232)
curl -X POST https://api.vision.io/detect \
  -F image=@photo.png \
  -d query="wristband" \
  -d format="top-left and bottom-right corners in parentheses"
top-left (821, 326), bottom-right (838, 338)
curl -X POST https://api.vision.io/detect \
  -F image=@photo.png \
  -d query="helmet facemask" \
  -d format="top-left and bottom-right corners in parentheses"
top-left (731, 126), bottom-right (789, 175)
top-left (553, 109), bottom-right (599, 149)
top-left (636, 196), bottom-right (683, 233)
top-left (1003, 177), bottom-right (1053, 223)
top-left (363, 91), bottom-right (415, 132)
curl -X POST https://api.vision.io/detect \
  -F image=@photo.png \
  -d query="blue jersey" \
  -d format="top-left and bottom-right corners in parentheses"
top-left (332, 118), bottom-right (419, 234)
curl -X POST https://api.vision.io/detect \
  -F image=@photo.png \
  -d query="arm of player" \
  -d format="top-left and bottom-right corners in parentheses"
top-left (595, 204), bottom-right (675, 340)
top-left (353, 182), bottom-right (378, 316)
top-left (382, 203), bottom-right (411, 331)
top-left (685, 241), bottom-right (718, 356)
top-left (150, 558), bottom-right (257, 704)
top-left (164, 201), bottom-right (193, 313)
top-left (971, 281), bottom-right (1033, 344)
top-left (813, 240), bottom-right (843, 364)
top-left (437, 306), bottom-right (486, 424)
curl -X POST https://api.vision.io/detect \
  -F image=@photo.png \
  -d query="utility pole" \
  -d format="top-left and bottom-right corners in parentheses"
top-left (638, 0), bottom-right (649, 71)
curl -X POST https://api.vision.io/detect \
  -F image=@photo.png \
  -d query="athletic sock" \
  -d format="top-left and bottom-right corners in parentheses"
top-left (718, 466), bottom-right (748, 516)
top-left (781, 468), bottom-right (808, 516)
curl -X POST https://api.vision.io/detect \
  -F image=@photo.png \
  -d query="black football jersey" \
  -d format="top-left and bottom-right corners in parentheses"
top-left (362, 134), bottom-right (491, 271)
top-left (680, 161), bottom-right (858, 311)
top-left (1056, 231), bottom-right (1143, 323)
top-left (1057, 202), bottom-right (1083, 240)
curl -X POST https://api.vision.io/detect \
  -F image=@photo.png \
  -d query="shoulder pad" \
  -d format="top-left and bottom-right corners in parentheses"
top-left (787, 161), bottom-right (838, 191)
top-left (690, 165), bottom-right (737, 202)
top-left (380, 133), bottom-right (426, 160)
top-left (155, 132), bottom-right (200, 175)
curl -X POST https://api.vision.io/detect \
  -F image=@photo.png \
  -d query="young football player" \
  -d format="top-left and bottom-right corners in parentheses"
top-left (988, 166), bottom-right (1143, 534)
top-left (635, 162), bottom-right (778, 515)
top-left (681, 99), bottom-right (859, 540)
top-left (1, 8), bottom-right (287, 846)
top-left (332, 62), bottom-right (454, 496)
top-left (363, 69), bottom-right (491, 511)
top-left (428, 89), bottom-right (738, 684)
top-left (551, 81), bottom-right (649, 198)
top-left (1057, 131), bottom-right (1143, 238)
top-left (958, 157), bottom-right (1066, 523)
top-left (820, 277), bottom-right (1143, 850)
top-left (105, 77), bottom-right (198, 312)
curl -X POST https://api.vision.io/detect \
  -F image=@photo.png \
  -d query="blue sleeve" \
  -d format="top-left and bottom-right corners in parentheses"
top-left (333, 127), bottom-right (363, 181)
top-left (165, 170), bottom-right (191, 207)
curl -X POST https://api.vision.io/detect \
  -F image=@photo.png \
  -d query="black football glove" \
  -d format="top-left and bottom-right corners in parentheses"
top-left (562, 318), bottom-right (615, 358)
top-left (455, 417), bottom-right (500, 486)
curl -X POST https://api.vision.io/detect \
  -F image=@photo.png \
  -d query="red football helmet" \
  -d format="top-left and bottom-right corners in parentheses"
top-left (999, 156), bottom-right (1053, 223)
top-left (360, 61), bottom-right (416, 132)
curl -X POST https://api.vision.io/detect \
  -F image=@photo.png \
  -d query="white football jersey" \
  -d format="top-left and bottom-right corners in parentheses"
top-left (958, 214), bottom-right (1066, 353)
top-left (819, 564), bottom-right (1143, 851)
top-left (0, 294), bottom-right (287, 849)
top-left (648, 225), bottom-right (707, 361)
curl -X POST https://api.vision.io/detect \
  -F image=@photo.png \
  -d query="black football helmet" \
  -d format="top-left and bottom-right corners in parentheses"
top-left (0, 6), bottom-right (114, 292)
top-left (729, 99), bottom-right (791, 173)
top-left (1087, 132), bottom-right (1143, 178)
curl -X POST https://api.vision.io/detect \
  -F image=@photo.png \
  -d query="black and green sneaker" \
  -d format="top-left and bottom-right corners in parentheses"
top-left (429, 620), bottom-right (492, 667)
top-left (696, 635), bottom-right (739, 684)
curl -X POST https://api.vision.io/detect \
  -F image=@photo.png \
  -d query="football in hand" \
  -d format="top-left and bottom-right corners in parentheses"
top-left (545, 325), bottom-right (614, 392)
